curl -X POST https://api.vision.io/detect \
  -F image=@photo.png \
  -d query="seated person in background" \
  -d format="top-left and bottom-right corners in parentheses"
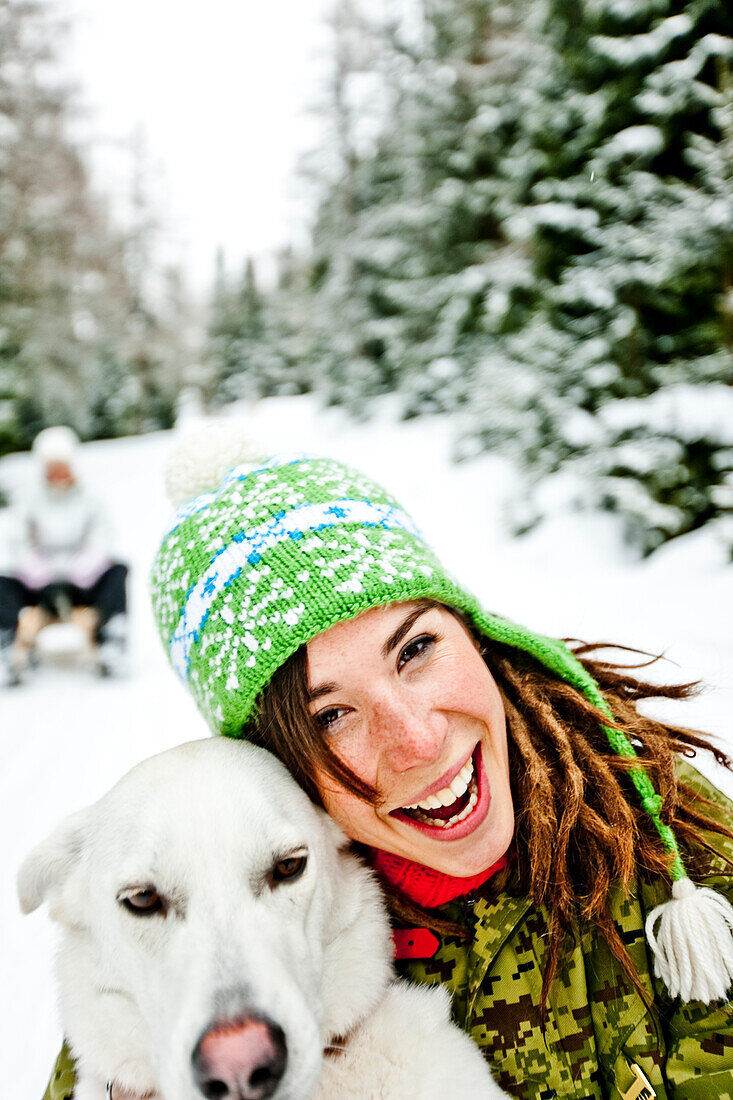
top-left (0, 425), bottom-right (128, 685)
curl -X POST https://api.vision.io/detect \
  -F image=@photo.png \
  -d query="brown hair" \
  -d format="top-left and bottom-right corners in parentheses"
top-left (242, 603), bottom-right (733, 1004)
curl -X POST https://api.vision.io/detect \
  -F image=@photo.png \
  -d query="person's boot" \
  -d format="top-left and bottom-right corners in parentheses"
top-left (0, 628), bottom-right (22, 687)
top-left (13, 605), bottom-right (50, 679)
top-left (96, 613), bottom-right (129, 678)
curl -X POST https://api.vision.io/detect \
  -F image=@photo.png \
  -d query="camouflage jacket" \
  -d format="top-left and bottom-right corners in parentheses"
top-left (43, 764), bottom-right (733, 1100)
top-left (397, 763), bottom-right (733, 1100)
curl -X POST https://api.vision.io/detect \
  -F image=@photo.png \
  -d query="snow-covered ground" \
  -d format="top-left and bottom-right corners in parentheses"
top-left (2, 394), bottom-right (732, 1096)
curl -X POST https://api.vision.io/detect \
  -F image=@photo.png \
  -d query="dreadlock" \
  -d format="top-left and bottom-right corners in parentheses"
top-left (489, 639), bottom-right (733, 1006)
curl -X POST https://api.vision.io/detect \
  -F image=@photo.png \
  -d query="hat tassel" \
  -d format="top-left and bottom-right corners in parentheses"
top-left (646, 876), bottom-right (733, 1003)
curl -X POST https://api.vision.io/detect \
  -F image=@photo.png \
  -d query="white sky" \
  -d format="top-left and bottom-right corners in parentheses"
top-left (62, 0), bottom-right (335, 291)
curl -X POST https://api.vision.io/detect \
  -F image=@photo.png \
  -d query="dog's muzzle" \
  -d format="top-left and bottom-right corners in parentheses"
top-left (192, 1013), bottom-right (287, 1100)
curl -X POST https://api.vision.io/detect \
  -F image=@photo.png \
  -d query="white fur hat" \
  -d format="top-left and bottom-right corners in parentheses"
top-left (32, 426), bottom-right (79, 469)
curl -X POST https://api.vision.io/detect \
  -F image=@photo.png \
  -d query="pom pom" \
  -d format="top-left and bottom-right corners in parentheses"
top-left (163, 420), bottom-right (267, 508)
top-left (646, 877), bottom-right (733, 1003)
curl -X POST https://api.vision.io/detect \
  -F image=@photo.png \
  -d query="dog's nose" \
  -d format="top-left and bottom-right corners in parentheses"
top-left (192, 1015), bottom-right (287, 1100)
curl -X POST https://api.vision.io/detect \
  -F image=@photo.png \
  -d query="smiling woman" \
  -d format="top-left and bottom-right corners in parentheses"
top-left (44, 445), bottom-right (733, 1099)
top-left (286, 601), bottom-right (514, 876)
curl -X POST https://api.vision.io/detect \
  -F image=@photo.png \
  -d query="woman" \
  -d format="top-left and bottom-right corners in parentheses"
top-left (45, 449), bottom-right (733, 1099)
top-left (0, 426), bottom-right (129, 685)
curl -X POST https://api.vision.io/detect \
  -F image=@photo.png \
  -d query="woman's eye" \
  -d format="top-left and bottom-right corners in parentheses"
top-left (119, 887), bottom-right (164, 917)
top-left (313, 706), bottom-right (347, 731)
top-left (398, 633), bottom-right (438, 670)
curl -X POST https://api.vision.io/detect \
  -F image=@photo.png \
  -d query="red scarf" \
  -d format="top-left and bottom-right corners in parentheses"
top-left (371, 849), bottom-right (509, 960)
top-left (371, 849), bottom-right (508, 908)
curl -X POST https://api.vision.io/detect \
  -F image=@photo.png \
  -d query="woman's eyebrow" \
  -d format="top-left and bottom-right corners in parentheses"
top-left (307, 681), bottom-right (339, 702)
top-left (307, 608), bottom-right (433, 699)
top-left (382, 607), bottom-right (431, 658)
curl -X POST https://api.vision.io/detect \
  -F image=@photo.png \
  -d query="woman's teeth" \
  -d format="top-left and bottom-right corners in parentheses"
top-left (401, 756), bottom-right (477, 827)
top-left (419, 786), bottom-right (477, 827)
top-left (405, 757), bottom-right (474, 811)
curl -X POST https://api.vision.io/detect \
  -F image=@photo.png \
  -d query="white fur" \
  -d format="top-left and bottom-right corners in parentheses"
top-left (19, 739), bottom-right (505, 1099)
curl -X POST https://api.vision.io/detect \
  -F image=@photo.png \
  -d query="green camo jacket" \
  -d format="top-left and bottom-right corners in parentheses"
top-left (43, 763), bottom-right (733, 1100)
top-left (395, 762), bottom-right (733, 1100)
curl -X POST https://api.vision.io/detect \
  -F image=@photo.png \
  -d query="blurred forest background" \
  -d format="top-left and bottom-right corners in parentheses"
top-left (1, 0), bottom-right (732, 555)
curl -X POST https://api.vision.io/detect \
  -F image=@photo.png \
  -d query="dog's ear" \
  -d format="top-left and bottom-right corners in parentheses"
top-left (319, 810), bottom-right (350, 850)
top-left (17, 804), bottom-right (94, 914)
top-left (318, 820), bottom-right (395, 1040)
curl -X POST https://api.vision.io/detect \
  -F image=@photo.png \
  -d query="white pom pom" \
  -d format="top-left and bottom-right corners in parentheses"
top-left (163, 420), bottom-right (267, 508)
top-left (646, 877), bottom-right (733, 1002)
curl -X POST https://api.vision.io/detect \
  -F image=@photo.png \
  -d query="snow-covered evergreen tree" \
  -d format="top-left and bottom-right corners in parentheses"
top-left (307, 0), bottom-right (541, 416)
top-left (0, 0), bottom-right (183, 455)
top-left (459, 0), bottom-right (733, 551)
top-left (206, 252), bottom-right (311, 403)
top-left (570, 52), bottom-right (733, 553)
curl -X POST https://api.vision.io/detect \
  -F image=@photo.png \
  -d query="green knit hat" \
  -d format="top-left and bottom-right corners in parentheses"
top-left (151, 442), bottom-right (733, 1004)
top-left (152, 449), bottom-right (590, 736)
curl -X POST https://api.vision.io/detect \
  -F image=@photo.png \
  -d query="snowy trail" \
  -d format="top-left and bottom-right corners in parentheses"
top-left (2, 395), bottom-right (732, 1096)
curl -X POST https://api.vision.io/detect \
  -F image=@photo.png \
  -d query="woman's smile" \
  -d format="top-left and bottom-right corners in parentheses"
top-left (307, 601), bottom-right (514, 876)
top-left (389, 742), bottom-right (491, 840)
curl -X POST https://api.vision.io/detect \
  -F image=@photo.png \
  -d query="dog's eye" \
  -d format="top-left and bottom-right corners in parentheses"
top-left (118, 887), bottom-right (164, 916)
top-left (271, 854), bottom-right (307, 885)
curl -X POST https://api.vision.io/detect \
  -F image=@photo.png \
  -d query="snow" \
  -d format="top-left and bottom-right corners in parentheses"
top-left (512, 202), bottom-right (600, 235)
top-left (555, 270), bottom-right (617, 310)
top-left (602, 124), bottom-right (664, 160)
top-left (2, 394), bottom-right (733, 1096)
top-left (591, 14), bottom-right (694, 67)
top-left (599, 383), bottom-right (733, 444)
top-left (699, 33), bottom-right (733, 60)
top-left (585, 0), bottom-right (644, 18)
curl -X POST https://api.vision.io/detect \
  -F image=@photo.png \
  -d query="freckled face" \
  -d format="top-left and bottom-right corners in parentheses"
top-left (306, 602), bottom-right (514, 876)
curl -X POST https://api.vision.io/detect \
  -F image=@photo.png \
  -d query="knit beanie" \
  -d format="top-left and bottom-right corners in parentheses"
top-left (151, 434), bottom-right (733, 1005)
top-left (33, 425), bottom-right (79, 472)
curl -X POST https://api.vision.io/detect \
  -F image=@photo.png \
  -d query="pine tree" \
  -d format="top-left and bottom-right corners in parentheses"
top-left (460, 0), bottom-right (733, 551)
top-left (208, 255), bottom-right (265, 403)
top-left (0, 0), bottom-right (182, 454)
top-left (572, 48), bottom-right (733, 553)
top-left (206, 252), bottom-right (311, 403)
top-left (307, 0), bottom-right (540, 416)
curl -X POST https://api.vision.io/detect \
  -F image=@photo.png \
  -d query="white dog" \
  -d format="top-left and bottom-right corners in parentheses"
top-left (19, 739), bottom-right (506, 1099)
